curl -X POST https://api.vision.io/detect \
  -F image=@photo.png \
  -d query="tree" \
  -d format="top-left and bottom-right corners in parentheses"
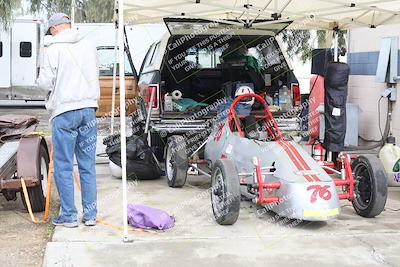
top-left (31, 0), bottom-right (114, 22)
top-left (280, 29), bottom-right (346, 63)
top-left (76, 0), bottom-right (114, 23)
top-left (1, 0), bottom-right (114, 29)
top-left (0, 0), bottom-right (21, 30)
top-left (30, 0), bottom-right (71, 18)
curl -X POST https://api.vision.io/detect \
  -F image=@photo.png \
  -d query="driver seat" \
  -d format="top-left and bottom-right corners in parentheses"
top-left (242, 115), bottom-right (260, 140)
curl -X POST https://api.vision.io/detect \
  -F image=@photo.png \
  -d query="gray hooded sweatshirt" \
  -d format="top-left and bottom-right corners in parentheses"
top-left (37, 28), bottom-right (100, 120)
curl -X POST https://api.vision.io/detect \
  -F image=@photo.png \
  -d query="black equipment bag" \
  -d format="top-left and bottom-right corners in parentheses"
top-left (323, 62), bottom-right (350, 152)
top-left (311, 49), bottom-right (334, 76)
top-left (104, 134), bottom-right (161, 180)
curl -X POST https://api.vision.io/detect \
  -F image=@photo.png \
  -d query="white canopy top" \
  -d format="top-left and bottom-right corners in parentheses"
top-left (123, 0), bottom-right (400, 29)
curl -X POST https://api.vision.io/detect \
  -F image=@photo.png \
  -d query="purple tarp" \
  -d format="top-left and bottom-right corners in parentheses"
top-left (127, 204), bottom-right (175, 230)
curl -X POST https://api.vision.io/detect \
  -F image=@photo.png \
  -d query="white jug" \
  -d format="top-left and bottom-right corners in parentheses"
top-left (379, 140), bottom-right (400, 186)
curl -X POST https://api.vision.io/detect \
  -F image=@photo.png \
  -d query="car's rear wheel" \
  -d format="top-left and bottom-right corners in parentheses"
top-left (21, 143), bottom-right (49, 212)
top-left (211, 159), bottom-right (240, 225)
top-left (352, 155), bottom-right (387, 218)
top-left (165, 135), bottom-right (188, 188)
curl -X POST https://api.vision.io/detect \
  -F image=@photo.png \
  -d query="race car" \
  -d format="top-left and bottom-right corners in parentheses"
top-left (165, 93), bottom-right (388, 225)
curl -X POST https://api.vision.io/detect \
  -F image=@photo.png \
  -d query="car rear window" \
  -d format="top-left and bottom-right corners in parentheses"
top-left (97, 48), bottom-right (134, 76)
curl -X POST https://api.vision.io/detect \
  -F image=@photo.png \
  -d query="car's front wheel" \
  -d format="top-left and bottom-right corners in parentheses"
top-left (352, 155), bottom-right (388, 218)
top-left (211, 159), bottom-right (240, 225)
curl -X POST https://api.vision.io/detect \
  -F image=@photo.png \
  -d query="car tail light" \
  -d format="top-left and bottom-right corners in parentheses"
top-left (146, 84), bottom-right (159, 110)
top-left (291, 83), bottom-right (301, 106)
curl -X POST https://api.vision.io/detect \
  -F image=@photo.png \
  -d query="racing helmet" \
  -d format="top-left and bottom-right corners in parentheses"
top-left (235, 86), bottom-right (255, 105)
top-left (109, 160), bottom-right (122, 178)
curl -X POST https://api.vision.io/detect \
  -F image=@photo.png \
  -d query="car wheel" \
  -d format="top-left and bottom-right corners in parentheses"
top-left (211, 159), bottom-right (240, 225)
top-left (352, 155), bottom-right (388, 218)
top-left (165, 135), bottom-right (188, 188)
top-left (21, 143), bottom-right (49, 212)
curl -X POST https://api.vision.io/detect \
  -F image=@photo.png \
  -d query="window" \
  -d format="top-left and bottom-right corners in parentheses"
top-left (97, 47), bottom-right (134, 76)
top-left (143, 45), bottom-right (156, 67)
top-left (198, 49), bottom-right (212, 68)
top-left (251, 43), bottom-right (282, 69)
top-left (143, 42), bottom-right (160, 68)
top-left (184, 47), bottom-right (224, 69)
top-left (148, 42), bottom-right (160, 66)
top-left (20, 42), bottom-right (32, 57)
top-left (0, 42), bottom-right (3, 57)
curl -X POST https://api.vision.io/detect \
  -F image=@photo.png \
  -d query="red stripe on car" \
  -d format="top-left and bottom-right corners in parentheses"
top-left (283, 141), bottom-right (320, 182)
top-left (277, 141), bottom-right (314, 182)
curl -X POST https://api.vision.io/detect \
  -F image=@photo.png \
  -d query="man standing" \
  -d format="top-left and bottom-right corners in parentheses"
top-left (37, 13), bottom-right (100, 227)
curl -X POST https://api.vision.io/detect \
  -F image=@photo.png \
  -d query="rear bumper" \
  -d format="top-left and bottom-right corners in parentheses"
top-left (151, 119), bottom-right (209, 134)
top-left (0, 177), bottom-right (39, 190)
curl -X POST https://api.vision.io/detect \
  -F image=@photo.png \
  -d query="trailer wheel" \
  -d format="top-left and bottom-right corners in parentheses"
top-left (211, 159), bottom-right (240, 225)
top-left (21, 142), bottom-right (49, 212)
top-left (165, 135), bottom-right (188, 187)
top-left (352, 155), bottom-right (387, 218)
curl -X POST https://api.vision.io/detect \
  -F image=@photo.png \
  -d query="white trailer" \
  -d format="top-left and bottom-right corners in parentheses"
top-left (0, 19), bottom-right (43, 103)
top-left (0, 21), bottom-right (165, 105)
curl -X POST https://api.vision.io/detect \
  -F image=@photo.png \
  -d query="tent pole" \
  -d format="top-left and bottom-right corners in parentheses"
top-left (333, 30), bottom-right (339, 61)
top-left (110, 16), bottom-right (118, 135)
top-left (117, 0), bottom-right (130, 243)
top-left (70, 0), bottom-right (75, 26)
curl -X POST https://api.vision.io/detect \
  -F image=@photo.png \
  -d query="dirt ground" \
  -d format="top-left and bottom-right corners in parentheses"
top-left (0, 107), bottom-right (58, 267)
top-left (0, 106), bottom-right (113, 267)
top-left (0, 192), bottom-right (59, 267)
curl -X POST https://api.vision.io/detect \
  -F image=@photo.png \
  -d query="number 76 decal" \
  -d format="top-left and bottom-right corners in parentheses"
top-left (307, 185), bottom-right (332, 203)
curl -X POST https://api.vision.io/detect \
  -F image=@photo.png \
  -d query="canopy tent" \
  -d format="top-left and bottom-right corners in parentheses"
top-left (122, 0), bottom-right (400, 29)
top-left (111, 0), bottom-right (400, 242)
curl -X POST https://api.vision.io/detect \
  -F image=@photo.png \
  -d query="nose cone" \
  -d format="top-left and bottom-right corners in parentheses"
top-left (270, 180), bottom-right (341, 221)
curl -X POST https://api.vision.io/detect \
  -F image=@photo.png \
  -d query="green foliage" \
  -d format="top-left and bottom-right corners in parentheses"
top-left (75, 0), bottom-right (114, 23)
top-left (0, 0), bottom-right (20, 30)
top-left (280, 30), bottom-right (313, 63)
top-left (1, 0), bottom-right (114, 27)
top-left (280, 29), bottom-right (346, 63)
top-left (30, 0), bottom-right (70, 16)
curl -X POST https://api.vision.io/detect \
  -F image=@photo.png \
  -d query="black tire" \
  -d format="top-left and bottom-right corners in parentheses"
top-left (21, 143), bottom-right (49, 212)
top-left (211, 159), bottom-right (240, 225)
top-left (352, 155), bottom-right (388, 218)
top-left (165, 135), bottom-right (188, 187)
top-left (151, 132), bottom-right (166, 161)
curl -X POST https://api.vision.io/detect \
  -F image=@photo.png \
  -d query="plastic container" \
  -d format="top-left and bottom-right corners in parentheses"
top-left (164, 93), bottom-right (173, 111)
top-left (279, 86), bottom-right (292, 111)
top-left (379, 142), bottom-right (400, 172)
top-left (379, 141), bottom-right (400, 186)
top-left (273, 92), bottom-right (279, 106)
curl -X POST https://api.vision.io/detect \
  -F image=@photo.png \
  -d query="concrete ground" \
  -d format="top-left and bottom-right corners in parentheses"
top-left (1, 107), bottom-right (399, 267)
top-left (43, 163), bottom-right (400, 267)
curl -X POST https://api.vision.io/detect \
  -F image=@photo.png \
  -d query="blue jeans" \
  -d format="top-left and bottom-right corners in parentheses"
top-left (52, 108), bottom-right (97, 222)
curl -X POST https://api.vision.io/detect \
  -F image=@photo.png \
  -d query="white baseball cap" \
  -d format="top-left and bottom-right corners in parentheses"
top-left (46, 13), bottom-right (71, 35)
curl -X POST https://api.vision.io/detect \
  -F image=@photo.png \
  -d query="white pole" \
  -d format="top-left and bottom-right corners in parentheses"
top-left (117, 0), bottom-right (129, 242)
top-left (110, 9), bottom-right (118, 135)
top-left (333, 31), bottom-right (339, 61)
top-left (70, 0), bottom-right (75, 26)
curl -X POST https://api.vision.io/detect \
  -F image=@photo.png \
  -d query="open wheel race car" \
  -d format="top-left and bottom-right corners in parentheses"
top-left (165, 94), bottom-right (388, 225)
